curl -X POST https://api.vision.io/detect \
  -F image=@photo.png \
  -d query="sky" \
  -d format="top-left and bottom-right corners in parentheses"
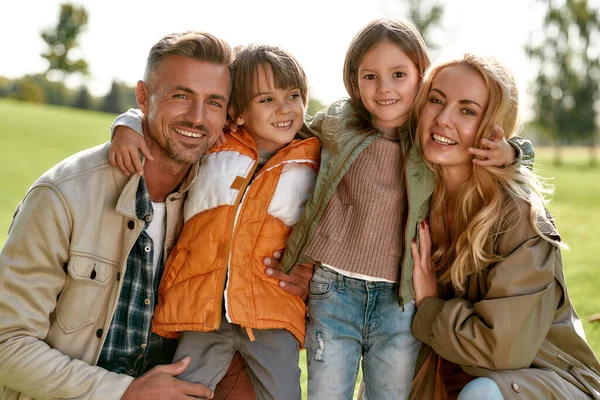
top-left (1, 0), bottom-right (554, 120)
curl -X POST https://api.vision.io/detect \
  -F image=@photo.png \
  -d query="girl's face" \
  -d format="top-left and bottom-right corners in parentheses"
top-left (357, 40), bottom-right (420, 128)
top-left (419, 64), bottom-right (489, 175)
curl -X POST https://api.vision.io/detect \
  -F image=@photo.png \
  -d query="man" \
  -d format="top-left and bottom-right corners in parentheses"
top-left (0, 31), bottom-right (311, 400)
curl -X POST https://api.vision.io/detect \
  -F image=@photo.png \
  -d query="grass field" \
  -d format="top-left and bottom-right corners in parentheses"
top-left (1, 99), bottom-right (599, 396)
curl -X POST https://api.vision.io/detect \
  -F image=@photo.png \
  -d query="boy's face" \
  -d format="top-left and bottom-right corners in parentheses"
top-left (236, 65), bottom-right (305, 152)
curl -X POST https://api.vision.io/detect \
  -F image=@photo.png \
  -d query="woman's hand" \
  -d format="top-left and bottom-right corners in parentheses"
top-left (109, 126), bottom-right (154, 176)
top-left (469, 125), bottom-right (516, 167)
top-left (411, 218), bottom-right (438, 307)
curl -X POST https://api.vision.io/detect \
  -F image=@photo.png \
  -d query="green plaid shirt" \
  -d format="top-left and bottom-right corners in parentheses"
top-left (97, 178), bottom-right (177, 376)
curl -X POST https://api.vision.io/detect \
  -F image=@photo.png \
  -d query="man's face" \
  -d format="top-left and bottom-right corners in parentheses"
top-left (141, 55), bottom-right (231, 165)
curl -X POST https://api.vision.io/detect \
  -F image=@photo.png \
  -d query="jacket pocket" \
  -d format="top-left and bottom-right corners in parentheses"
top-left (56, 256), bottom-right (113, 333)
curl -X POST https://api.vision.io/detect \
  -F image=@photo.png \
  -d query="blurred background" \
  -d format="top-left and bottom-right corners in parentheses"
top-left (0, 0), bottom-right (599, 395)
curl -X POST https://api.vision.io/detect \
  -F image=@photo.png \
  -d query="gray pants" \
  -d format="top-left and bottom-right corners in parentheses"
top-left (174, 318), bottom-right (301, 400)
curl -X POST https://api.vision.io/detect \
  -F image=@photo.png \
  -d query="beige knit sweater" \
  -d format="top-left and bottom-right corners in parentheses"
top-left (303, 127), bottom-right (407, 282)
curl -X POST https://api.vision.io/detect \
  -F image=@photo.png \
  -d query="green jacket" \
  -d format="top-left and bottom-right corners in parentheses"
top-left (280, 100), bottom-right (434, 306)
top-left (281, 100), bottom-right (534, 307)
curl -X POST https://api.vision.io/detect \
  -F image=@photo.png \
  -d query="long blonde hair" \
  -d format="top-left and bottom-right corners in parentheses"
top-left (413, 54), bottom-right (561, 292)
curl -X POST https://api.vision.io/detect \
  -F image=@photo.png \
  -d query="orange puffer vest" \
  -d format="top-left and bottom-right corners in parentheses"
top-left (152, 129), bottom-right (320, 344)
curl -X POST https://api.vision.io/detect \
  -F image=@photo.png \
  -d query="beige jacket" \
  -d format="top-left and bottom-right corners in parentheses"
top-left (0, 143), bottom-right (197, 400)
top-left (411, 200), bottom-right (600, 399)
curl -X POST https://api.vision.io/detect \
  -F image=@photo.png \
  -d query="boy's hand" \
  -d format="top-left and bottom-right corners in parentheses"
top-left (263, 251), bottom-right (315, 302)
top-left (109, 126), bottom-right (154, 176)
top-left (469, 125), bottom-right (516, 167)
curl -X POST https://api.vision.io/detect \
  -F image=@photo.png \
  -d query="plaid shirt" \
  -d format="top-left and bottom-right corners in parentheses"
top-left (97, 178), bottom-right (177, 376)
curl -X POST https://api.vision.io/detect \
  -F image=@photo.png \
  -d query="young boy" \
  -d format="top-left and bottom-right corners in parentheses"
top-left (111, 44), bottom-right (319, 399)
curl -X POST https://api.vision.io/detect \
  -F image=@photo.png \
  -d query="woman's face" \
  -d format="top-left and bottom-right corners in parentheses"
top-left (420, 64), bottom-right (489, 174)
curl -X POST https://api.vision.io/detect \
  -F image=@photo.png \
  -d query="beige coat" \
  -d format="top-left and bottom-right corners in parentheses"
top-left (0, 143), bottom-right (197, 399)
top-left (411, 200), bottom-right (600, 399)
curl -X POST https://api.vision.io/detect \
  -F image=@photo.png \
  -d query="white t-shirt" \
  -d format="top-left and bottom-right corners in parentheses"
top-left (146, 202), bottom-right (167, 276)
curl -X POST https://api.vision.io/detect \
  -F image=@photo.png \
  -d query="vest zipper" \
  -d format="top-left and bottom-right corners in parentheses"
top-left (219, 161), bottom-right (257, 327)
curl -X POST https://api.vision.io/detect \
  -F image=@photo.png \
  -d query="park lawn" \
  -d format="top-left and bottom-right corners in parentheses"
top-left (0, 99), bottom-right (599, 398)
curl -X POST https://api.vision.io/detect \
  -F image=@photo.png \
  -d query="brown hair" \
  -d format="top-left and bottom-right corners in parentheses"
top-left (343, 18), bottom-right (431, 131)
top-left (229, 43), bottom-right (308, 120)
top-left (144, 31), bottom-right (234, 90)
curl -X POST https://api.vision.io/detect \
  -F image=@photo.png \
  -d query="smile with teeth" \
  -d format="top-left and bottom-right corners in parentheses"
top-left (272, 120), bottom-right (292, 128)
top-left (173, 127), bottom-right (204, 138)
top-left (376, 99), bottom-right (398, 106)
top-left (432, 133), bottom-right (457, 145)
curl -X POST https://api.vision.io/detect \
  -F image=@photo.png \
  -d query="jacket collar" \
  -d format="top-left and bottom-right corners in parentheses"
top-left (114, 161), bottom-right (200, 220)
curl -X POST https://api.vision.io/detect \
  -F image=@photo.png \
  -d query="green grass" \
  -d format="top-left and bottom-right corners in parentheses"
top-left (0, 99), bottom-right (113, 238)
top-left (1, 99), bottom-right (598, 397)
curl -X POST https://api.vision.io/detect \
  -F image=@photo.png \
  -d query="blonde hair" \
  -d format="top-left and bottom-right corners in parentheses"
top-left (343, 18), bottom-right (431, 131)
top-left (413, 54), bottom-right (561, 292)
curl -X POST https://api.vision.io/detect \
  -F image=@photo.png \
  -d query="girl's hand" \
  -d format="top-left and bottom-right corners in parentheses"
top-left (469, 125), bottom-right (516, 167)
top-left (411, 218), bottom-right (438, 307)
top-left (109, 126), bottom-right (154, 176)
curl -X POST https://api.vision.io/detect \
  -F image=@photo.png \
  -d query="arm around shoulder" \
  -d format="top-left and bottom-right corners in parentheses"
top-left (110, 108), bottom-right (144, 140)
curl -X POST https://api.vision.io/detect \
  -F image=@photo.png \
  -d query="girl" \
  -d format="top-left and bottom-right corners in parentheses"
top-left (411, 54), bottom-right (600, 399)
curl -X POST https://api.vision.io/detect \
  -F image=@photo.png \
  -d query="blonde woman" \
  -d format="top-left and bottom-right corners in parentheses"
top-left (410, 54), bottom-right (600, 399)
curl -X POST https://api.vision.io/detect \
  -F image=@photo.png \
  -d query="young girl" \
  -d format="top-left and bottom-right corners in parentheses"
top-left (410, 53), bottom-right (600, 400)
top-left (111, 19), bottom-right (529, 399)
top-left (278, 19), bottom-right (529, 399)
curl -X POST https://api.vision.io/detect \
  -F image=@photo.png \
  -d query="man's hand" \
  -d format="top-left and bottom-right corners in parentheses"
top-left (263, 250), bottom-right (315, 302)
top-left (121, 356), bottom-right (213, 400)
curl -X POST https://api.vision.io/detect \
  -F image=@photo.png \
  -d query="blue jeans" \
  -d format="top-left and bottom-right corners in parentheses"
top-left (458, 377), bottom-right (504, 400)
top-left (305, 266), bottom-right (421, 400)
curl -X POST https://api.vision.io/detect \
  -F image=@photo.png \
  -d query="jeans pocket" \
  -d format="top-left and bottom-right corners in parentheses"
top-left (309, 271), bottom-right (337, 300)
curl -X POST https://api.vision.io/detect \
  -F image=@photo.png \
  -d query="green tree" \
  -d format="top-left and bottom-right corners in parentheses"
top-left (100, 80), bottom-right (124, 114)
top-left (72, 86), bottom-right (94, 110)
top-left (384, 0), bottom-right (444, 50)
top-left (404, 0), bottom-right (444, 50)
top-left (526, 0), bottom-right (600, 166)
top-left (41, 3), bottom-right (89, 79)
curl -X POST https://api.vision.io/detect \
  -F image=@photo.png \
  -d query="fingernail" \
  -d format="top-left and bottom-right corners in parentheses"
top-left (263, 257), bottom-right (271, 266)
top-left (265, 267), bottom-right (273, 276)
top-left (279, 281), bottom-right (286, 287)
top-left (273, 251), bottom-right (281, 258)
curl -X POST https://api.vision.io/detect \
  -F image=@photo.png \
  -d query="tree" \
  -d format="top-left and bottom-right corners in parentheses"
top-left (526, 0), bottom-right (600, 166)
top-left (41, 3), bottom-right (89, 79)
top-left (72, 86), bottom-right (94, 110)
top-left (384, 0), bottom-right (445, 50)
top-left (100, 80), bottom-right (124, 114)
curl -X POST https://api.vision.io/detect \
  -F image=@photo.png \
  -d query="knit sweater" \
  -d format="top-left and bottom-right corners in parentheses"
top-left (303, 126), bottom-right (407, 282)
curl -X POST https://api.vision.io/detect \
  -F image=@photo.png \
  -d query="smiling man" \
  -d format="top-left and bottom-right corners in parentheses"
top-left (0, 31), bottom-right (309, 400)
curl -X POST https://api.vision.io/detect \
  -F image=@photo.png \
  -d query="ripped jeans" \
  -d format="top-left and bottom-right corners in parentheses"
top-left (305, 265), bottom-right (421, 400)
